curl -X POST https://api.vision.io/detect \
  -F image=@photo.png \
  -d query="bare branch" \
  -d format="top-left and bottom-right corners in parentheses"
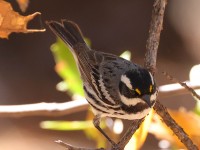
top-left (143, 0), bottom-right (198, 149)
top-left (154, 100), bottom-right (198, 150)
top-left (159, 81), bottom-right (200, 98)
top-left (145, 0), bottom-right (167, 74)
top-left (111, 0), bottom-right (168, 149)
top-left (0, 99), bottom-right (88, 117)
top-left (0, 82), bottom-right (199, 118)
top-left (162, 71), bottom-right (200, 100)
top-left (113, 0), bottom-right (169, 149)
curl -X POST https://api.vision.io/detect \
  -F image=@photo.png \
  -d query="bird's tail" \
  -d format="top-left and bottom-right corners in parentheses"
top-left (46, 20), bottom-right (88, 54)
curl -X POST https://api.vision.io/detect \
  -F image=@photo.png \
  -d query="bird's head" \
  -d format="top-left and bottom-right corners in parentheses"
top-left (119, 68), bottom-right (157, 108)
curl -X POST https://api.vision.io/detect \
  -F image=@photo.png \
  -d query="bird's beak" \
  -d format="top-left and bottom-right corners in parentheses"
top-left (142, 95), bottom-right (151, 108)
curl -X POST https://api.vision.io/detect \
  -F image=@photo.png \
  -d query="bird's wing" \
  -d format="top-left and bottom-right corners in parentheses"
top-left (78, 50), bottom-right (126, 105)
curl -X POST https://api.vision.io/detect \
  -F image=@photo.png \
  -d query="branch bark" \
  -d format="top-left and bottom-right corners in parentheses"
top-left (144, 0), bottom-right (167, 74)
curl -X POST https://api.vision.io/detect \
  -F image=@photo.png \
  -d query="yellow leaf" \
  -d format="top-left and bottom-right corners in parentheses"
top-left (125, 110), bottom-right (154, 150)
top-left (0, 0), bottom-right (45, 39)
top-left (16, 0), bottom-right (29, 12)
top-left (149, 108), bottom-right (200, 149)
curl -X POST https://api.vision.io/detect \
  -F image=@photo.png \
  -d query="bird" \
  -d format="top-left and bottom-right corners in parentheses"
top-left (46, 20), bottom-right (158, 147)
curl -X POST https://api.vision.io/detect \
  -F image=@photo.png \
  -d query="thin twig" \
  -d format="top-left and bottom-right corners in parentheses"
top-left (55, 140), bottom-right (104, 150)
top-left (159, 81), bottom-right (200, 98)
top-left (154, 100), bottom-right (198, 150)
top-left (162, 71), bottom-right (200, 100)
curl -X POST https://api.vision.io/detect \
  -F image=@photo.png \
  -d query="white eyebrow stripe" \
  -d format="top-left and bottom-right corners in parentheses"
top-left (149, 72), bottom-right (154, 85)
top-left (121, 75), bottom-right (132, 89)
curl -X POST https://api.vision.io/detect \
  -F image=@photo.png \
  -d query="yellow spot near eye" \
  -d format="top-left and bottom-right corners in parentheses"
top-left (135, 88), bottom-right (141, 95)
top-left (149, 85), bottom-right (153, 92)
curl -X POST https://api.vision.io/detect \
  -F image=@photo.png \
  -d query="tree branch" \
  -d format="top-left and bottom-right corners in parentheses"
top-left (159, 81), bottom-right (200, 98)
top-left (154, 100), bottom-right (198, 150)
top-left (142, 0), bottom-right (199, 149)
top-left (162, 71), bottom-right (200, 100)
top-left (0, 82), bottom-right (199, 118)
top-left (144, 0), bottom-right (167, 74)
top-left (0, 99), bottom-right (88, 118)
top-left (113, 0), bottom-right (168, 149)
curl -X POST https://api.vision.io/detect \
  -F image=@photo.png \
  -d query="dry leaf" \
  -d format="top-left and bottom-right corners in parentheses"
top-left (0, 0), bottom-right (45, 39)
top-left (149, 108), bottom-right (200, 148)
top-left (17, 0), bottom-right (29, 12)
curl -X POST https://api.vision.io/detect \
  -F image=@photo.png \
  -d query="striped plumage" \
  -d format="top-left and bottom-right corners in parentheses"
top-left (47, 20), bottom-right (158, 146)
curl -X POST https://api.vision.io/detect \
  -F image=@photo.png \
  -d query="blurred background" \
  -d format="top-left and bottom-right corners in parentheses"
top-left (0, 0), bottom-right (200, 150)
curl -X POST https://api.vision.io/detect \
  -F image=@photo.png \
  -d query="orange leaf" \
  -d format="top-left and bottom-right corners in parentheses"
top-left (149, 108), bottom-right (200, 148)
top-left (0, 0), bottom-right (45, 39)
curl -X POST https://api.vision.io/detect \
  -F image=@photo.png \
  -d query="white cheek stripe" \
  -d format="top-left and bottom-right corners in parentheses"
top-left (121, 91), bottom-right (158, 107)
top-left (121, 75), bottom-right (132, 89)
top-left (120, 95), bottom-right (146, 106)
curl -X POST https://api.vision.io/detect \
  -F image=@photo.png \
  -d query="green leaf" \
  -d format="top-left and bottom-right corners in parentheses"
top-left (50, 38), bottom-right (84, 96)
top-left (40, 120), bottom-right (94, 131)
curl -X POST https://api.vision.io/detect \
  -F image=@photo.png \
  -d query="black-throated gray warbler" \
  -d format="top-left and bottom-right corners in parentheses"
top-left (47, 20), bottom-right (158, 147)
